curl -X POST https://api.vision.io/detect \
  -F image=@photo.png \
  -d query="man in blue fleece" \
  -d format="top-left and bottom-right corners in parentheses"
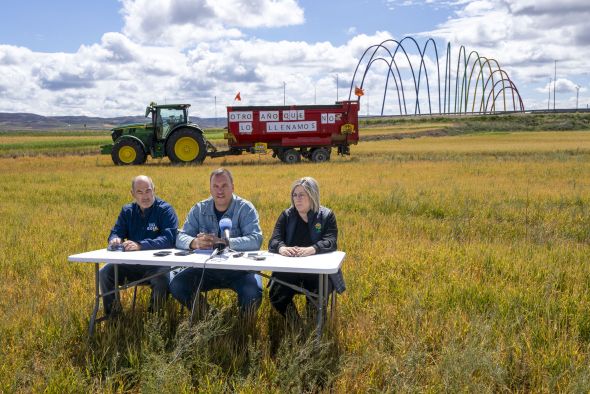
top-left (100, 175), bottom-right (178, 316)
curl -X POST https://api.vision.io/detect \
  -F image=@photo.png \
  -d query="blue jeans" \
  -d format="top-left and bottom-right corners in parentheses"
top-left (169, 268), bottom-right (262, 312)
top-left (99, 264), bottom-right (169, 315)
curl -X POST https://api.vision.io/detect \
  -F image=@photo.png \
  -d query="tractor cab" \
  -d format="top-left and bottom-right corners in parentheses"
top-left (145, 103), bottom-right (191, 140)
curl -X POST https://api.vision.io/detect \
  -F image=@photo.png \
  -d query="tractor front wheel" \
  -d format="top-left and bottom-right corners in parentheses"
top-left (166, 129), bottom-right (206, 164)
top-left (112, 139), bottom-right (146, 165)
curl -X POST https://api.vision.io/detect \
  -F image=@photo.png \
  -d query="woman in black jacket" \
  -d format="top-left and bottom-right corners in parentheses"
top-left (268, 177), bottom-right (345, 318)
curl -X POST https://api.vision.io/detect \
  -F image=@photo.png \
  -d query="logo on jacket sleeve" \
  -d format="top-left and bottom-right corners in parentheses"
top-left (314, 222), bottom-right (322, 233)
top-left (147, 223), bottom-right (159, 232)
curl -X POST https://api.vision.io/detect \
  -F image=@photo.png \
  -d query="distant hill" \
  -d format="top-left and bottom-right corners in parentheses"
top-left (0, 112), bottom-right (226, 131)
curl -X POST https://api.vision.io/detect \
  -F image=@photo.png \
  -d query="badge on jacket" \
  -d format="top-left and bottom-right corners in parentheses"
top-left (314, 222), bottom-right (322, 233)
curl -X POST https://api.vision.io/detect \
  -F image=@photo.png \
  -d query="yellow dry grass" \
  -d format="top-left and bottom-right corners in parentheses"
top-left (1, 130), bottom-right (590, 391)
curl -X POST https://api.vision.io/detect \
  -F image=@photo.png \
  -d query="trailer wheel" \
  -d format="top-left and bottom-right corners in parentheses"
top-left (112, 139), bottom-right (146, 165)
top-left (281, 149), bottom-right (301, 164)
top-left (310, 148), bottom-right (330, 163)
top-left (166, 128), bottom-right (206, 164)
top-left (273, 149), bottom-right (284, 161)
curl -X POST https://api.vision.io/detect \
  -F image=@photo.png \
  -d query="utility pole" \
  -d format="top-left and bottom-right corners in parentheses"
top-left (576, 85), bottom-right (580, 110)
top-left (214, 95), bottom-right (217, 127)
top-left (548, 79), bottom-right (551, 110)
top-left (553, 60), bottom-right (557, 110)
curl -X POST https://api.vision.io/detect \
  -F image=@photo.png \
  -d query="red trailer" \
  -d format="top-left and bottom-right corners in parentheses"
top-left (223, 100), bottom-right (359, 163)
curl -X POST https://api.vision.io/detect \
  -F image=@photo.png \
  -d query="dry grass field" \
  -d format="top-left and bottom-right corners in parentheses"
top-left (1, 129), bottom-right (590, 392)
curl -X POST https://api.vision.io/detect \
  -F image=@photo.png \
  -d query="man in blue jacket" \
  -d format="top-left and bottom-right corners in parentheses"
top-left (100, 175), bottom-right (178, 316)
top-left (170, 168), bottom-right (263, 313)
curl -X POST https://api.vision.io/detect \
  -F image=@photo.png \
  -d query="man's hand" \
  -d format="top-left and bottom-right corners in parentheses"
top-left (109, 237), bottom-right (122, 246)
top-left (190, 233), bottom-right (225, 250)
top-left (122, 240), bottom-right (141, 251)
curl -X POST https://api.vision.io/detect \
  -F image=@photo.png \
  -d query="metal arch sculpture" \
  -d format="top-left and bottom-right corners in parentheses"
top-left (348, 37), bottom-right (525, 115)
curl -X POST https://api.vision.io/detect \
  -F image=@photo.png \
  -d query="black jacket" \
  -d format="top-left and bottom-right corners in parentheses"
top-left (268, 206), bottom-right (346, 293)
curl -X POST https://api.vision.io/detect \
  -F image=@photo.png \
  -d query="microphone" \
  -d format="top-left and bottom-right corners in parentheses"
top-left (216, 218), bottom-right (232, 253)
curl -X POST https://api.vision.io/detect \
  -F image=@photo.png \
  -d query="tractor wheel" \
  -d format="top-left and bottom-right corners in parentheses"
top-left (310, 147), bottom-right (330, 163)
top-left (281, 149), bottom-right (301, 164)
top-left (166, 128), bottom-right (206, 164)
top-left (111, 139), bottom-right (146, 165)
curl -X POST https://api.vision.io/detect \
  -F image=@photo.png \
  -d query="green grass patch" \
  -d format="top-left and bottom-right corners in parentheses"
top-left (0, 138), bottom-right (110, 152)
top-left (202, 128), bottom-right (226, 140)
top-left (0, 130), bottom-right (111, 137)
top-left (360, 112), bottom-right (590, 135)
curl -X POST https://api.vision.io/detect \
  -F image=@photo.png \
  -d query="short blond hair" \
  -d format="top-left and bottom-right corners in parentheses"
top-left (290, 177), bottom-right (320, 213)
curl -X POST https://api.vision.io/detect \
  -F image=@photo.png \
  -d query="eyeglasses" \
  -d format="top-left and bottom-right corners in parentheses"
top-left (292, 193), bottom-right (308, 199)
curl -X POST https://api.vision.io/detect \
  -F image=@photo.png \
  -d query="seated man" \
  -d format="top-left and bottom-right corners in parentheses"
top-left (170, 168), bottom-right (263, 313)
top-left (100, 175), bottom-right (178, 316)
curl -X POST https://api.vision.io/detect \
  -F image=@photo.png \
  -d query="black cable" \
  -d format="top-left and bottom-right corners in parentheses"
top-left (190, 247), bottom-right (222, 319)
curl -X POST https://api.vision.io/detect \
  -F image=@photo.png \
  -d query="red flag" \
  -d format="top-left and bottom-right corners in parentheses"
top-left (354, 86), bottom-right (364, 97)
top-left (234, 92), bottom-right (241, 101)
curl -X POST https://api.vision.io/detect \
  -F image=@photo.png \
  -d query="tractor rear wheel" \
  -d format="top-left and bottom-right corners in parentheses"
top-left (281, 149), bottom-right (301, 164)
top-left (166, 128), bottom-right (206, 164)
top-left (310, 147), bottom-right (330, 163)
top-left (112, 139), bottom-right (146, 165)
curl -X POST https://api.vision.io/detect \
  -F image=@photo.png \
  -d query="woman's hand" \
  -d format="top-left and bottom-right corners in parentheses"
top-left (278, 246), bottom-right (316, 257)
top-left (295, 246), bottom-right (316, 257)
top-left (278, 246), bottom-right (298, 257)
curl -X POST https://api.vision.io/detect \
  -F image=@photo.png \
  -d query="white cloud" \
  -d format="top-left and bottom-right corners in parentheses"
top-left (0, 27), bottom-right (395, 116)
top-left (99, 33), bottom-right (140, 63)
top-left (417, 0), bottom-right (590, 108)
top-left (347, 27), bottom-right (358, 35)
top-left (120, 0), bottom-right (304, 47)
top-left (537, 78), bottom-right (583, 94)
top-left (1, 0), bottom-right (589, 115)
top-left (428, 0), bottom-right (590, 69)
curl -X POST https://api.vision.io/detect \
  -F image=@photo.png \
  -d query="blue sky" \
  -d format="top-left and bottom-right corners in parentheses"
top-left (0, 1), bottom-right (122, 52)
top-left (0, 1), bottom-right (450, 50)
top-left (0, 0), bottom-right (588, 117)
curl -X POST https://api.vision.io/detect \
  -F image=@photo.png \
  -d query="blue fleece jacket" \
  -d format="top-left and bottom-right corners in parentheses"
top-left (108, 197), bottom-right (178, 250)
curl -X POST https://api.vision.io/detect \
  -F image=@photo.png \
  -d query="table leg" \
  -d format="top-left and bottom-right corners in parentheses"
top-left (114, 263), bottom-right (120, 306)
top-left (89, 263), bottom-right (100, 337)
top-left (324, 274), bottom-right (331, 326)
top-left (316, 273), bottom-right (325, 342)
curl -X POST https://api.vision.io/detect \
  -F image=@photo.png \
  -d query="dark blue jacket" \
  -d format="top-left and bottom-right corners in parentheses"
top-left (268, 206), bottom-right (346, 293)
top-left (109, 197), bottom-right (178, 250)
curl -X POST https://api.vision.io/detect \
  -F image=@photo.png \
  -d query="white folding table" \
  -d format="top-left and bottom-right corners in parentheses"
top-left (68, 249), bottom-right (345, 339)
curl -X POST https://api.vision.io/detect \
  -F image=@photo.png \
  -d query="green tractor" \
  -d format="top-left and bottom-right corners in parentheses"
top-left (101, 102), bottom-right (214, 165)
